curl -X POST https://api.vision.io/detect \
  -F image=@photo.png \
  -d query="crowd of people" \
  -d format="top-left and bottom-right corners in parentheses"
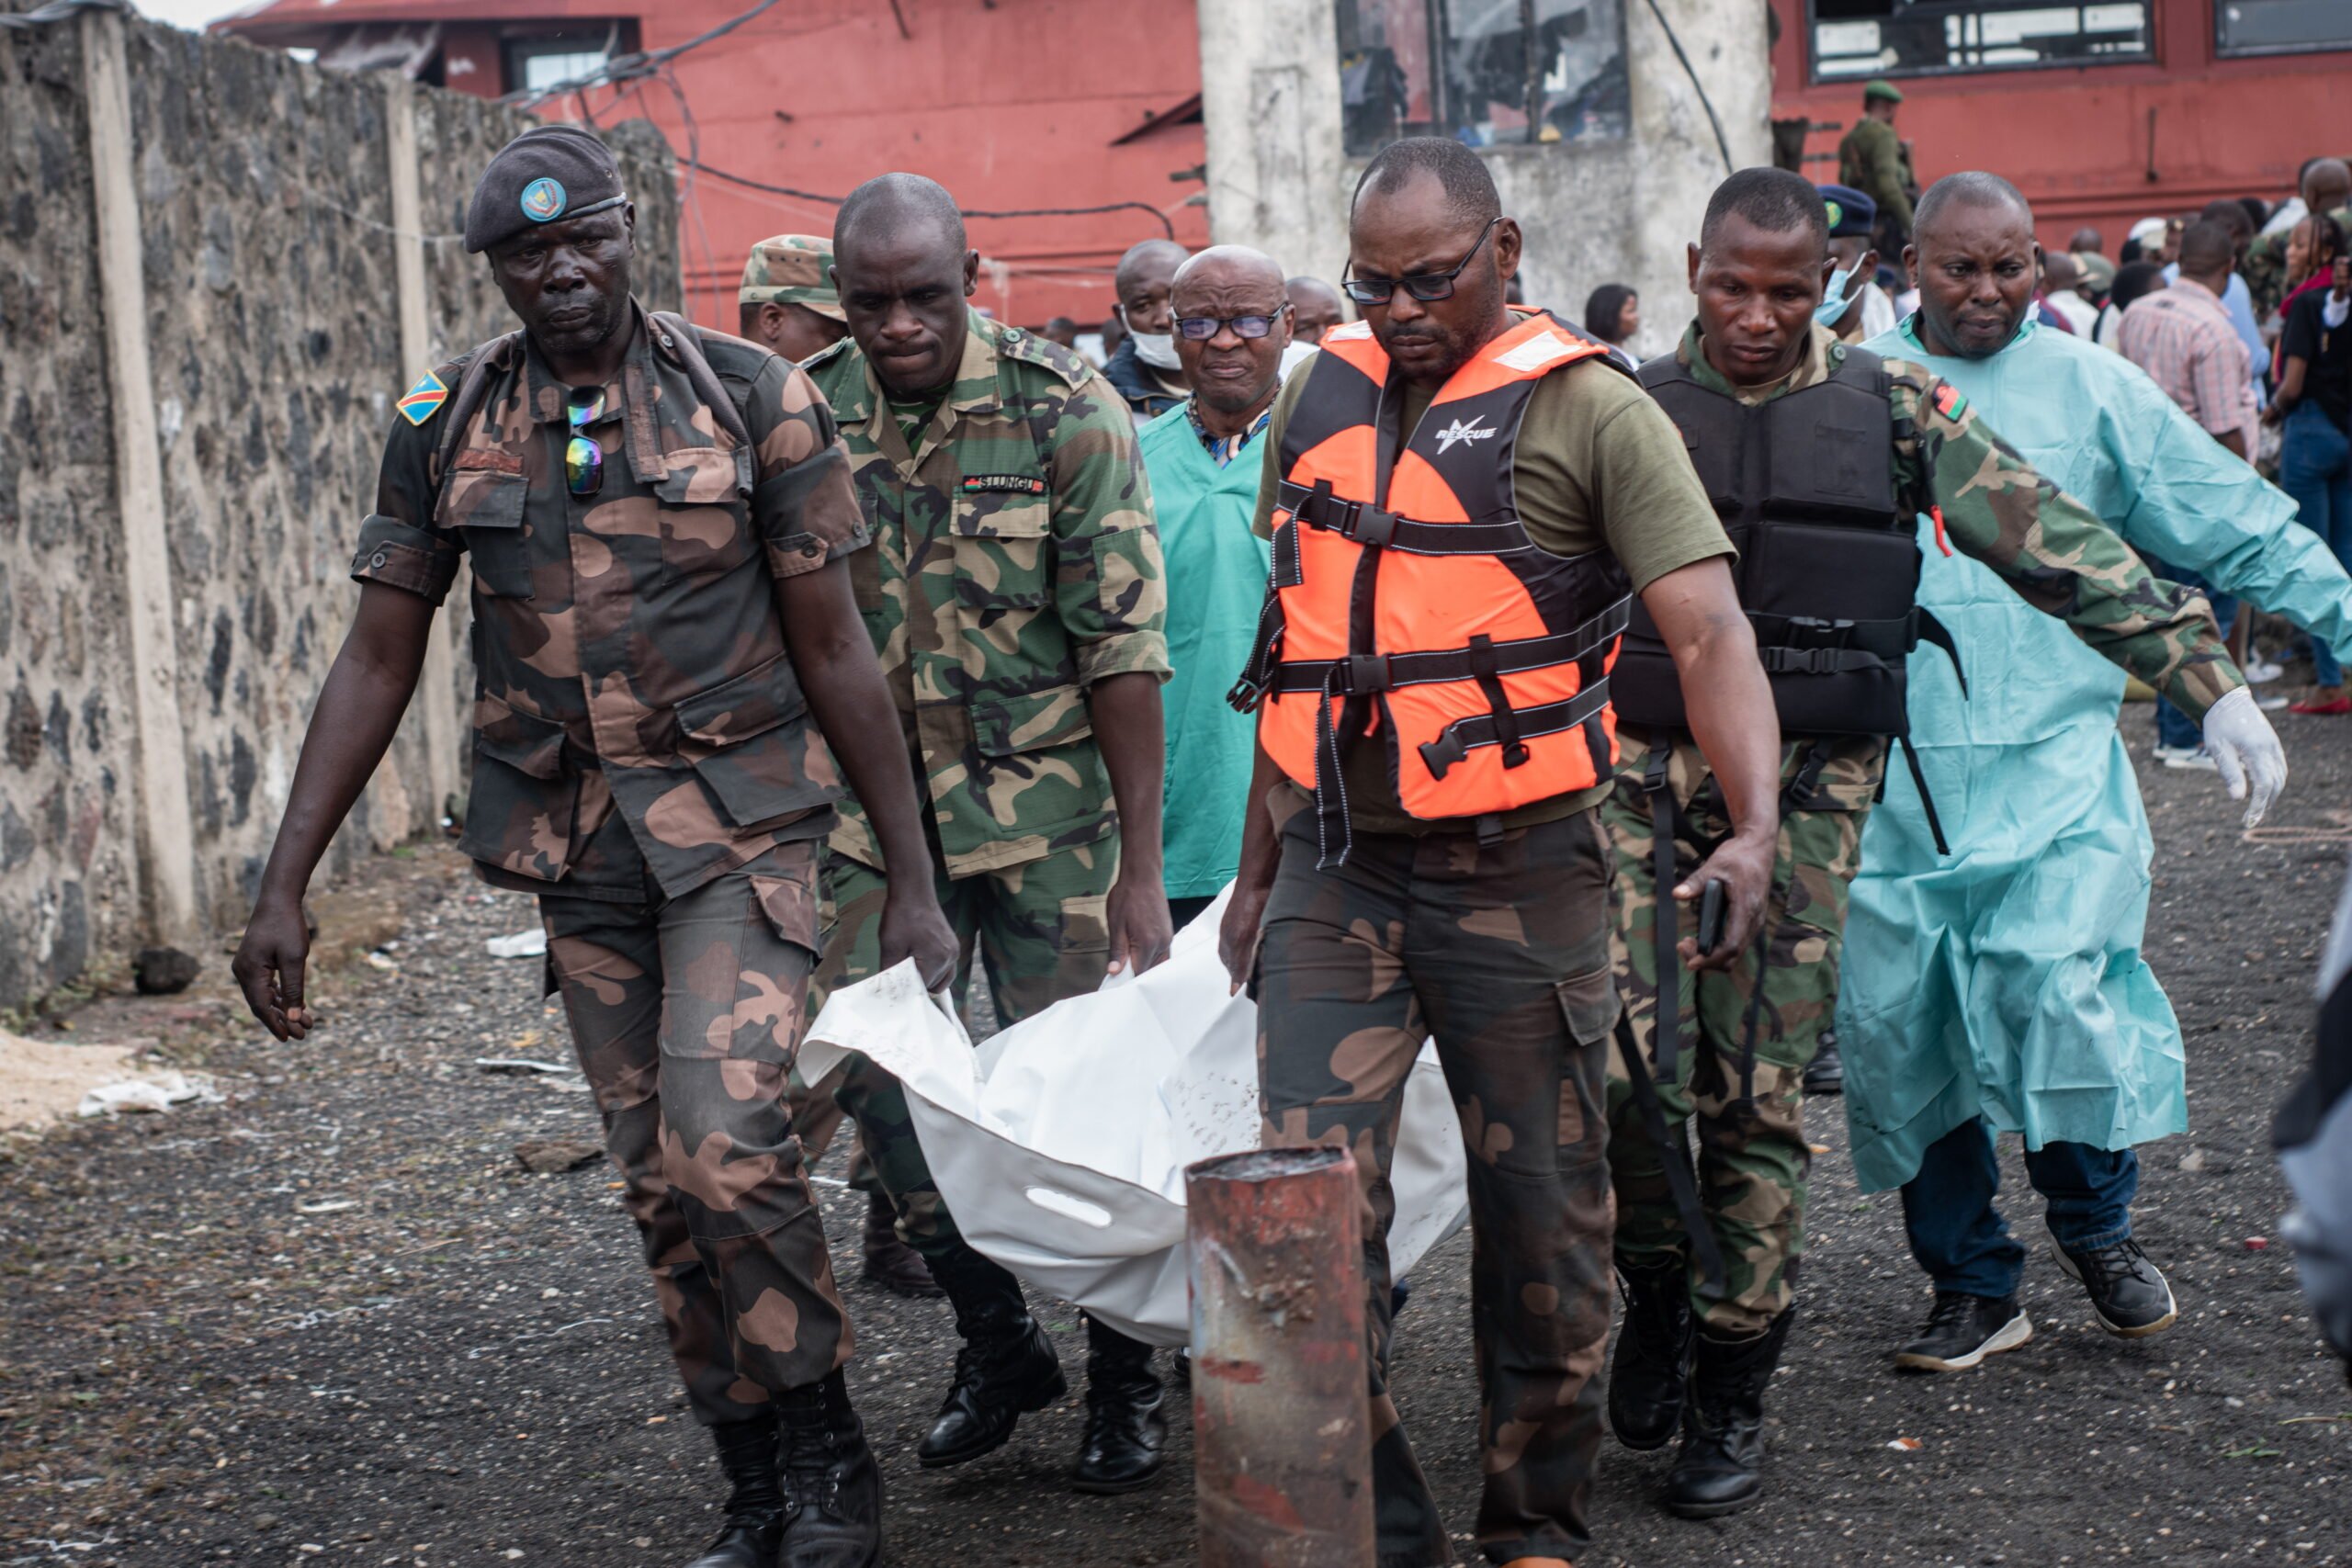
top-left (223, 115), bottom-right (2352, 1568)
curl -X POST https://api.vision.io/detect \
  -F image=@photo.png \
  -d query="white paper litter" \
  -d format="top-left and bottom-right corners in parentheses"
top-left (76, 1070), bottom-right (224, 1118)
top-left (799, 886), bottom-right (1467, 1347)
top-left (486, 928), bottom-right (549, 960)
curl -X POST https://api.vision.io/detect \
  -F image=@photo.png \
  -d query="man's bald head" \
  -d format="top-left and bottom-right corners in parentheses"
top-left (2042, 250), bottom-right (2081, 291)
top-left (1285, 275), bottom-right (1345, 344)
top-left (1114, 237), bottom-right (1189, 344)
top-left (1172, 244), bottom-right (1284, 299)
top-left (2305, 158), bottom-right (2351, 215)
top-left (834, 172), bottom-right (967, 263)
top-left (1913, 171), bottom-right (2032, 245)
top-left (1115, 239), bottom-right (1190, 301)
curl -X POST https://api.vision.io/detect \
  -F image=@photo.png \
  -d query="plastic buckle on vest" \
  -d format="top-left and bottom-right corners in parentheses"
top-left (1418, 729), bottom-right (1468, 781)
top-left (1344, 653), bottom-right (1393, 694)
top-left (1227, 674), bottom-right (1267, 714)
top-left (1768, 647), bottom-right (1842, 676)
top-left (1785, 615), bottom-right (1857, 647)
top-left (1350, 506), bottom-right (1398, 549)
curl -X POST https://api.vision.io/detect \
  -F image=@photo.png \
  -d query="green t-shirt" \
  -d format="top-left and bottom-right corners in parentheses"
top-left (1251, 351), bottom-right (1733, 835)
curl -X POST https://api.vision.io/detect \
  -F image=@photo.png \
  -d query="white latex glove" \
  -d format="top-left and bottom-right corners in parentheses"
top-left (2201, 685), bottom-right (2288, 828)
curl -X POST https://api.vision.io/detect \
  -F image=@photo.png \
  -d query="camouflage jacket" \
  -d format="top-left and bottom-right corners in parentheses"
top-left (353, 301), bottom-right (872, 901)
top-left (2245, 202), bottom-right (2352, 322)
top-left (802, 308), bottom-right (1169, 877)
top-left (1675, 321), bottom-right (2244, 729)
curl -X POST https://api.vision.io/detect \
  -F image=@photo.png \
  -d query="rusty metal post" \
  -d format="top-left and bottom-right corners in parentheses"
top-left (1186, 1146), bottom-right (1374, 1567)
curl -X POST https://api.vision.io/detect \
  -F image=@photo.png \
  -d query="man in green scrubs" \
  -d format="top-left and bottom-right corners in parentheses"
top-left (1139, 245), bottom-right (1292, 926)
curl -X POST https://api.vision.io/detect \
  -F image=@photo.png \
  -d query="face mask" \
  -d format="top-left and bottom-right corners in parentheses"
top-left (1814, 260), bottom-right (1861, 325)
top-left (1120, 305), bottom-right (1183, 370)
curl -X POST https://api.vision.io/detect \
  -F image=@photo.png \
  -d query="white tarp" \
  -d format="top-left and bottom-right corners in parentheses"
top-left (797, 889), bottom-right (1468, 1347)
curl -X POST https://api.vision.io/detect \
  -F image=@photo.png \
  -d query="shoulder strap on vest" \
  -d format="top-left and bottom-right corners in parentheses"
top-left (431, 331), bottom-right (526, 486)
top-left (651, 311), bottom-right (755, 451)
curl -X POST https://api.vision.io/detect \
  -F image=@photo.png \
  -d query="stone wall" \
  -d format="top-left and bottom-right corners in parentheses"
top-left (0, 10), bottom-right (679, 1010)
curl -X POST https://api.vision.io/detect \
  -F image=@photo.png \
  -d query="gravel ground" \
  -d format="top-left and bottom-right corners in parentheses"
top-left (3, 711), bottom-right (2347, 1568)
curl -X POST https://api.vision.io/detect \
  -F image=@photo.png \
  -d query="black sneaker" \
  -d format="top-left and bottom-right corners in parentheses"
top-left (2052, 1236), bottom-right (2177, 1337)
top-left (1894, 1292), bottom-right (2032, 1372)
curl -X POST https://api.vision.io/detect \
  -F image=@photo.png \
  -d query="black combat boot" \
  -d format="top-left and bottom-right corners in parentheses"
top-left (775, 1371), bottom-right (882, 1568)
top-left (684, 1413), bottom-right (785, 1568)
top-left (915, 1246), bottom-right (1067, 1468)
top-left (1071, 1315), bottom-right (1166, 1494)
top-left (1804, 1029), bottom-right (1844, 1096)
top-left (1608, 1254), bottom-right (1693, 1451)
top-left (862, 1191), bottom-right (944, 1300)
top-left (1665, 1311), bottom-right (1794, 1518)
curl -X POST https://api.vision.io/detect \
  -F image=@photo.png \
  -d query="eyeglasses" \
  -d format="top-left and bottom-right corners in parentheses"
top-left (1171, 305), bottom-right (1292, 342)
top-left (1343, 217), bottom-right (1502, 306)
top-left (565, 386), bottom-right (605, 499)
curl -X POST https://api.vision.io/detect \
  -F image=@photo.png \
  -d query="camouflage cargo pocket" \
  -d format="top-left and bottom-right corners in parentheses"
top-left (1553, 961), bottom-right (1619, 1159)
top-left (438, 454), bottom-right (533, 598)
top-left (675, 652), bottom-right (835, 830)
top-left (655, 446), bottom-right (755, 584)
top-left (460, 693), bottom-right (581, 878)
top-left (948, 492), bottom-right (1057, 673)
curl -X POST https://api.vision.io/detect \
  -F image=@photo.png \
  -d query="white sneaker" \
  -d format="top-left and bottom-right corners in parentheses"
top-left (2244, 657), bottom-right (2286, 684)
top-left (2156, 745), bottom-right (2219, 773)
top-left (2258, 693), bottom-right (2290, 712)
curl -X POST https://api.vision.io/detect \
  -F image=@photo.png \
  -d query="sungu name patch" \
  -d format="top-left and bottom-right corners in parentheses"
top-left (960, 474), bottom-right (1047, 495)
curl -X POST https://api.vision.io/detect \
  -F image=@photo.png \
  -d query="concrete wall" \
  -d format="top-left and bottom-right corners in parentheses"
top-left (0, 10), bottom-right (678, 1010)
top-left (1195, 0), bottom-right (1771, 347)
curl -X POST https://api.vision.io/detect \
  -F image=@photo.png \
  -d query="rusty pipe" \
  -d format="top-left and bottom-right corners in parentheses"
top-left (1186, 1146), bottom-right (1374, 1568)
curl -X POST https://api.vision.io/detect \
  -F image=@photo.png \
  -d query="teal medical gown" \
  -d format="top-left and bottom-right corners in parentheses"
top-left (1838, 314), bottom-right (2352, 1193)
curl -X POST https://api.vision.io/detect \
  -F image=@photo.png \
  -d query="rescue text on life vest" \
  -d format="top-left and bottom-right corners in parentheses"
top-left (1230, 310), bottom-right (1633, 864)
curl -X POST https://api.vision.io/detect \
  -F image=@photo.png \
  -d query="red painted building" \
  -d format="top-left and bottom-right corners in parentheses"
top-left (1770, 0), bottom-right (2352, 256)
top-left (218, 0), bottom-right (1211, 329)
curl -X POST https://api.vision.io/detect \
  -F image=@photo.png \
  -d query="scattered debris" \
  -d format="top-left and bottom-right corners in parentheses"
top-left (1, 1032), bottom-right (143, 1132)
top-left (487, 928), bottom-right (549, 959)
top-left (1887, 1437), bottom-right (1923, 1451)
top-left (132, 945), bottom-right (202, 995)
top-left (475, 1058), bottom-right (572, 1077)
top-left (77, 1070), bottom-right (224, 1119)
top-left (363, 949), bottom-right (400, 971)
top-left (296, 1199), bottom-right (358, 1214)
top-left (514, 1138), bottom-right (605, 1174)
top-left (2179, 1147), bottom-right (2208, 1173)
top-left (2245, 1235), bottom-right (2270, 1251)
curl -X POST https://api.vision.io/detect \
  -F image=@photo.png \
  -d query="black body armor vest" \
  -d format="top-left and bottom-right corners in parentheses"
top-left (1615, 344), bottom-right (1952, 740)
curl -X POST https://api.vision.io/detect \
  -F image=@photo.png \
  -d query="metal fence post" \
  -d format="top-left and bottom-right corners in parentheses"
top-left (1186, 1146), bottom-right (1374, 1567)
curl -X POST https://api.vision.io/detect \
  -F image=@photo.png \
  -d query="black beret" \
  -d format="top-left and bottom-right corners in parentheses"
top-left (465, 124), bottom-right (628, 255)
top-left (1816, 183), bottom-right (1878, 240)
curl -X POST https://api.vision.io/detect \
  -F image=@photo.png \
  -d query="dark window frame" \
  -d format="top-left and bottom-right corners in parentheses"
top-left (498, 22), bottom-right (637, 98)
top-left (1804, 0), bottom-right (2155, 85)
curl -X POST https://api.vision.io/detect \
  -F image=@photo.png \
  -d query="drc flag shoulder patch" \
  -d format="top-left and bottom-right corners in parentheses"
top-left (1930, 380), bottom-right (1967, 422)
top-left (397, 370), bottom-right (449, 426)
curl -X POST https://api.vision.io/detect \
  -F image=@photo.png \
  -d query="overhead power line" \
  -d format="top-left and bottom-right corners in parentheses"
top-left (690, 161), bottom-right (1178, 241)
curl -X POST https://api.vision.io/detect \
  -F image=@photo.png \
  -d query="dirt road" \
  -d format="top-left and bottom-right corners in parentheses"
top-left (4, 715), bottom-right (2346, 1566)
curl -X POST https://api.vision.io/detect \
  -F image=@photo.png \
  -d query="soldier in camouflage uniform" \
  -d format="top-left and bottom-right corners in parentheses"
top-left (1600, 167), bottom-right (2255, 1521)
top-left (231, 127), bottom-right (961, 1568)
top-left (740, 233), bottom-right (851, 366)
top-left (798, 174), bottom-right (1179, 1495)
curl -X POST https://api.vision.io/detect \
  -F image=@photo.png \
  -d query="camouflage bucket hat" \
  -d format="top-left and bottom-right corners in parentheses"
top-left (741, 234), bottom-right (844, 322)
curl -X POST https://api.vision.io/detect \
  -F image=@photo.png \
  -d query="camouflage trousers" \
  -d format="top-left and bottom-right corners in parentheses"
top-left (537, 841), bottom-right (852, 1427)
top-left (813, 834), bottom-right (1114, 1262)
top-left (1601, 727), bottom-right (1880, 1337)
top-left (1255, 805), bottom-right (1620, 1568)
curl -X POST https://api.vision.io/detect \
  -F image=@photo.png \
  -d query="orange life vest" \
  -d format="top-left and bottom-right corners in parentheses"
top-left (1230, 310), bottom-right (1634, 863)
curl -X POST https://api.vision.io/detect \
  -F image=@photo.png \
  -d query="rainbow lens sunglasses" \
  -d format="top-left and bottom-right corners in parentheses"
top-left (565, 387), bottom-right (605, 499)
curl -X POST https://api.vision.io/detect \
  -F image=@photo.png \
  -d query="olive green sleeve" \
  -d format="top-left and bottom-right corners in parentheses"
top-left (1857, 122), bottom-right (1913, 231)
top-left (1250, 369), bottom-right (1314, 541)
top-left (1889, 363), bottom-right (2244, 722)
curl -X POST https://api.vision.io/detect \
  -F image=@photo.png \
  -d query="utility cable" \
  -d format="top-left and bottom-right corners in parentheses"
top-left (690, 161), bottom-right (1177, 240)
top-left (1641, 0), bottom-right (1735, 176)
top-left (499, 0), bottom-right (787, 107)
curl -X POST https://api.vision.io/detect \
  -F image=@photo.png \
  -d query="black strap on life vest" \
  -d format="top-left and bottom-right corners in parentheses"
top-left (1277, 479), bottom-right (1532, 556)
top-left (1266, 600), bottom-right (1630, 698)
top-left (1615, 1005), bottom-right (1726, 1295)
top-left (1418, 681), bottom-right (1615, 781)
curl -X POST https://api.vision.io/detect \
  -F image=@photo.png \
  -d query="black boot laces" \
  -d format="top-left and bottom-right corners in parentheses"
top-left (2071, 1236), bottom-right (2153, 1290)
top-left (778, 1415), bottom-right (844, 1521)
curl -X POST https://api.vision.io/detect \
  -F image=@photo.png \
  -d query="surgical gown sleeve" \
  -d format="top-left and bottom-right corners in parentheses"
top-left (2105, 378), bottom-right (2352, 668)
top-left (1886, 361), bottom-right (2246, 724)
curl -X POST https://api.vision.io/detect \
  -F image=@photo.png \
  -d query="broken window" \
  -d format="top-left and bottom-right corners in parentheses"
top-left (1336, 0), bottom-right (1631, 156)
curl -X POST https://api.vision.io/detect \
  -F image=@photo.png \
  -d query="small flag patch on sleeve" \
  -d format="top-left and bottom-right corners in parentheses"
top-left (397, 371), bottom-right (449, 426)
top-left (1931, 381), bottom-right (1966, 421)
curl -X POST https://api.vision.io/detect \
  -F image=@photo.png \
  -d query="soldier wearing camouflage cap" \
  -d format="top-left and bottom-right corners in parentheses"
top-left (741, 232), bottom-right (851, 365)
top-left (231, 123), bottom-right (957, 1568)
top-left (1599, 166), bottom-right (2262, 1521)
top-left (797, 172), bottom-right (1178, 1497)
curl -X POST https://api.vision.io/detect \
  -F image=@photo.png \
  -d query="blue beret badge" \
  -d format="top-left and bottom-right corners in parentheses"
top-left (520, 176), bottom-right (568, 225)
top-left (1824, 199), bottom-right (1843, 231)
